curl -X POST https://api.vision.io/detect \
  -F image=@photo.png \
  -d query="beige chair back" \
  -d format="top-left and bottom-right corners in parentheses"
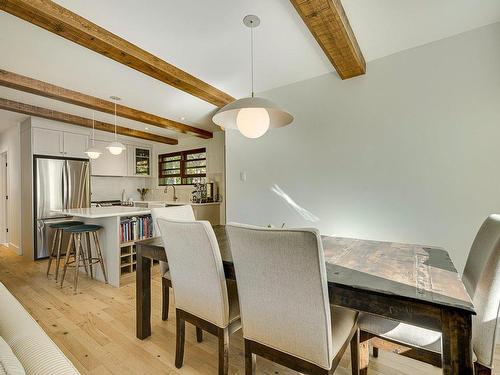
top-left (151, 205), bottom-right (195, 275)
top-left (226, 223), bottom-right (333, 369)
top-left (157, 219), bottom-right (231, 328)
top-left (462, 214), bottom-right (500, 368)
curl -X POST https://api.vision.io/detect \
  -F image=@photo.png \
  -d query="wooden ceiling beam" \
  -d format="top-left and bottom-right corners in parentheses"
top-left (0, 0), bottom-right (235, 107)
top-left (0, 69), bottom-right (213, 139)
top-left (0, 98), bottom-right (178, 145)
top-left (290, 0), bottom-right (366, 79)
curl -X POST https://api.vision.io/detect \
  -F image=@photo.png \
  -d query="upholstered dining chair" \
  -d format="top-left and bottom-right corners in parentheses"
top-left (226, 223), bottom-right (360, 375)
top-left (359, 214), bottom-right (500, 374)
top-left (151, 205), bottom-right (195, 322)
top-left (157, 218), bottom-right (241, 375)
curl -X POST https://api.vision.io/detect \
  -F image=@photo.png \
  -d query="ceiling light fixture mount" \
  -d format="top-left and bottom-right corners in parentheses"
top-left (212, 15), bottom-right (293, 138)
top-left (106, 96), bottom-right (126, 155)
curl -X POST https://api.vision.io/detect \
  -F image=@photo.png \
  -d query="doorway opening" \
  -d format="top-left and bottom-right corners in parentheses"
top-left (0, 152), bottom-right (8, 246)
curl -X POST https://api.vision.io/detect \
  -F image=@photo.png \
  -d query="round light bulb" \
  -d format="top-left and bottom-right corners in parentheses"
top-left (106, 141), bottom-right (125, 155)
top-left (236, 107), bottom-right (270, 138)
top-left (85, 147), bottom-right (102, 159)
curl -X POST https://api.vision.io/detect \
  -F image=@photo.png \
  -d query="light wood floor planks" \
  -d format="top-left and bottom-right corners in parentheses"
top-left (0, 245), bottom-right (498, 375)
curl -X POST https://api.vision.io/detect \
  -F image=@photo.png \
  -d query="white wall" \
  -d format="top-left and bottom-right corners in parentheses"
top-left (226, 22), bottom-right (500, 273)
top-left (0, 124), bottom-right (22, 254)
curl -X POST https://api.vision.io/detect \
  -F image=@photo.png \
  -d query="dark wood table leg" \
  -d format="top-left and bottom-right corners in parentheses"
top-left (441, 310), bottom-right (473, 375)
top-left (136, 244), bottom-right (152, 339)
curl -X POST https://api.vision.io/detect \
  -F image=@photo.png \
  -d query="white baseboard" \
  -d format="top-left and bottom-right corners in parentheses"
top-left (8, 242), bottom-right (22, 255)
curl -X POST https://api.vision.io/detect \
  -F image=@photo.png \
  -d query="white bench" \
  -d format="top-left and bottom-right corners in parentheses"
top-left (0, 282), bottom-right (80, 375)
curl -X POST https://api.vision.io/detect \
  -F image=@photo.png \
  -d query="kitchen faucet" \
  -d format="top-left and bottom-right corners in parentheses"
top-left (164, 184), bottom-right (178, 201)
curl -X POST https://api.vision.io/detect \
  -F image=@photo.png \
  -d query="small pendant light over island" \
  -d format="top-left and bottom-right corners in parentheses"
top-left (212, 15), bottom-right (293, 138)
top-left (106, 96), bottom-right (126, 155)
top-left (84, 111), bottom-right (102, 159)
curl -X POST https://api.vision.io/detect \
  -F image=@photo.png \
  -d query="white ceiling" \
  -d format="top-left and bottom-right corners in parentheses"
top-left (0, 0), bottom-right (499, 140)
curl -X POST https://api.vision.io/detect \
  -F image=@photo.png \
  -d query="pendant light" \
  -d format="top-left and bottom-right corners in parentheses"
top-left (212, 15), bottom-right (293, 138)
top-left (106, 96), bottom-right (126, 155)
top-left (85, 111), bottom-right (102, 159)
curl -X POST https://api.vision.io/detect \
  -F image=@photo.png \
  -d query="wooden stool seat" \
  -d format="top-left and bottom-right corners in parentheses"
top-left (60, 224), bottom-right (108, 294)
top-left (46, 221), bottom-right (84, 281)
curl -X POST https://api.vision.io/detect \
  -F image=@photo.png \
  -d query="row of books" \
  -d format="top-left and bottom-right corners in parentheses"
top-left (120, 215), bottom-right (153, 243)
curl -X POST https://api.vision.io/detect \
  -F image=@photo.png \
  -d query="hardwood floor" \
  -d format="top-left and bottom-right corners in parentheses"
top-left (0, 245), bottom-right (498, 375)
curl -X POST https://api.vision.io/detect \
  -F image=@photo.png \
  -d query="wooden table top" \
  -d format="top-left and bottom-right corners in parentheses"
top-left (139, 226), bottom-right (474, 314)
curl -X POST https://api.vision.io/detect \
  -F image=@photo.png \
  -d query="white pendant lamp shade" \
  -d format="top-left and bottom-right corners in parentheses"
top-left (107, 96), bottom-right (125, 155)
top-left (106, 141), bottom-right (126, 155)
top-left (212, 15), bottom-right (293, 138)
top-left (85, 147), bottom-right (102, 159)
top-left (213, 97), bottom-right (293, 136)
top-left (85, 111), bottom-right (101, 159)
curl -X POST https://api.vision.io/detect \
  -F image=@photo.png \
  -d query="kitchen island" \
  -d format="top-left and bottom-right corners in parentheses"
top-left (62, 206), bottom-right (152, 287)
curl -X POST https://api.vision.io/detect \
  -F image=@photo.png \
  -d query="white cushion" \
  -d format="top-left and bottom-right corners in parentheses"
top-left (359, 313), bottom-right (441, 353)
top-left (331, 307), bottom-right (358, 356)
top-left (0, 336), bottom-right (25, 375)
top-left (157, 219), bottom-right (237, 328)
top-left (0, 283), bottom-right (80, 374)
top-left (151, 206), bottom-right (195, 277)
top-left (226, 223), bottom-right (357, 370)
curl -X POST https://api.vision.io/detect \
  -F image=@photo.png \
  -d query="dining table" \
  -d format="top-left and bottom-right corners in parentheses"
top-left (135, 225), bottom-right (475, 375)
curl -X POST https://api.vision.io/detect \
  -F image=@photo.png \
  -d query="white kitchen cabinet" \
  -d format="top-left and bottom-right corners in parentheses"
top-left (63, 132), bottom-right (88, 158)
top-left (32, 127), bottom-right (63, 156)
top-left (91, 140), bottom-right (128, 176)
top-left (32, 128), bottom-right (89, 158)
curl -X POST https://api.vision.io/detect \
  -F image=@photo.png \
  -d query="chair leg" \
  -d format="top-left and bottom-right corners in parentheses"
top-left (60, 233), bottom-right (73, 288)
top-left (93, 232), bottom-right (108, 283)
top-left (54, 228), bottom-right (63, 281)
top-left (359, 331), bottom-right (371, 375)
top-left (474, 363), bottom-right (492, 375)
top-left (73, 234), bottom-right (82, 294)
top-left (196, 327), bottom-right (203, 343)
top-left (244, 339), bottom-right (256, 375)
top-left (175, 311), bottom-right (185, 369)
top-left (350, 328), bottom-right (360, 375)
top-left (218, 327), bottom-right (229, 375)
top-left (86, 232), bottom-right (94, 279)
top-left (46, 228), bottom-right (59, 277)
top-left (372, 346), bottom-right (379, 358)
top-left (161, 279), bottom-right (169, 321)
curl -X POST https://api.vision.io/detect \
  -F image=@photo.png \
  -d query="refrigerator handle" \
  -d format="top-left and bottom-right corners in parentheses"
top-left (63, 161), bottom-right (68, 209)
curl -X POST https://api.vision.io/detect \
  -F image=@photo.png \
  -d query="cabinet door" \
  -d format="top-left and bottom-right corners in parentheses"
top-left (63, 132), bottom-right (89, 158)
top-left (90, 140), bottom-right (128, 176)
top-left (32, 128), bottom-right (63, 156)
top-left (133, 147), bottom-right (151, 176)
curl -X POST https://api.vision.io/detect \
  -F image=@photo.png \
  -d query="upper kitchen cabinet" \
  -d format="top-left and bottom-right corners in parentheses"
top-left (131, 146), bottom-right (152, 177)
top-left (32, 128), bottom-right (88, 159)
top-left (91, 140), bottom-right (128, 176)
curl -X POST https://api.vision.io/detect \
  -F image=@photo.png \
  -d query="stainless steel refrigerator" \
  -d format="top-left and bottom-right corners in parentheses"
top-left (34, 156), bottom-right (90, 260)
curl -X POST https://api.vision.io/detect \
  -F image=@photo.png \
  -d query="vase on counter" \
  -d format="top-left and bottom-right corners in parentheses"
top-left (137, 188), bottom-right (149, 201)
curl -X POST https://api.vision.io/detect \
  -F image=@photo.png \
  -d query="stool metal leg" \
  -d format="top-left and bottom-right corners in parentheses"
top-left (73, 233), bottom-right (83, 294)
top-left (93, 231), bottom-right (108, 283)
top-left (60, 233), bottom-right (74, 288)
top-left (46, 228), bottom-right (59, 277)
top-left (54, 229), bottom-right (64, 281)
top-left (85, 232), bottom-right (94, 279)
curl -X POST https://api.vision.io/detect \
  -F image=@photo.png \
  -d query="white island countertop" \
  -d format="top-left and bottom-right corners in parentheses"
top-left (132, 200), bottom-right (221, 206)
top-left (61, 206), bottom-right (151, 218)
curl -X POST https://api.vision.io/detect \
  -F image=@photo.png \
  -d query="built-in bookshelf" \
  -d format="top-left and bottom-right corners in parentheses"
top-left (119, 215), bottom-right (155, 276)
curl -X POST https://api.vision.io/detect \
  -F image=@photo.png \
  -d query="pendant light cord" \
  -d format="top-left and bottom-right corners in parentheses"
top-left (91, 111), bottom-right (95, 146)
top-left (250, 22), bottom-right (254, 98)
top-left (114, 100), bottom-right (117, 140)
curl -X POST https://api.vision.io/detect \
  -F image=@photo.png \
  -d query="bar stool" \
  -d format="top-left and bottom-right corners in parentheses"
top-left (60, 224), bottom-right (108, 293)
top-left (46, 221), bottom-right (84, 281)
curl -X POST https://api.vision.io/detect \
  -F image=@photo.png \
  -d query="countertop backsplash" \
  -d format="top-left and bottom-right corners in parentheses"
top-left (91, 176), bottom-right (147, 202)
